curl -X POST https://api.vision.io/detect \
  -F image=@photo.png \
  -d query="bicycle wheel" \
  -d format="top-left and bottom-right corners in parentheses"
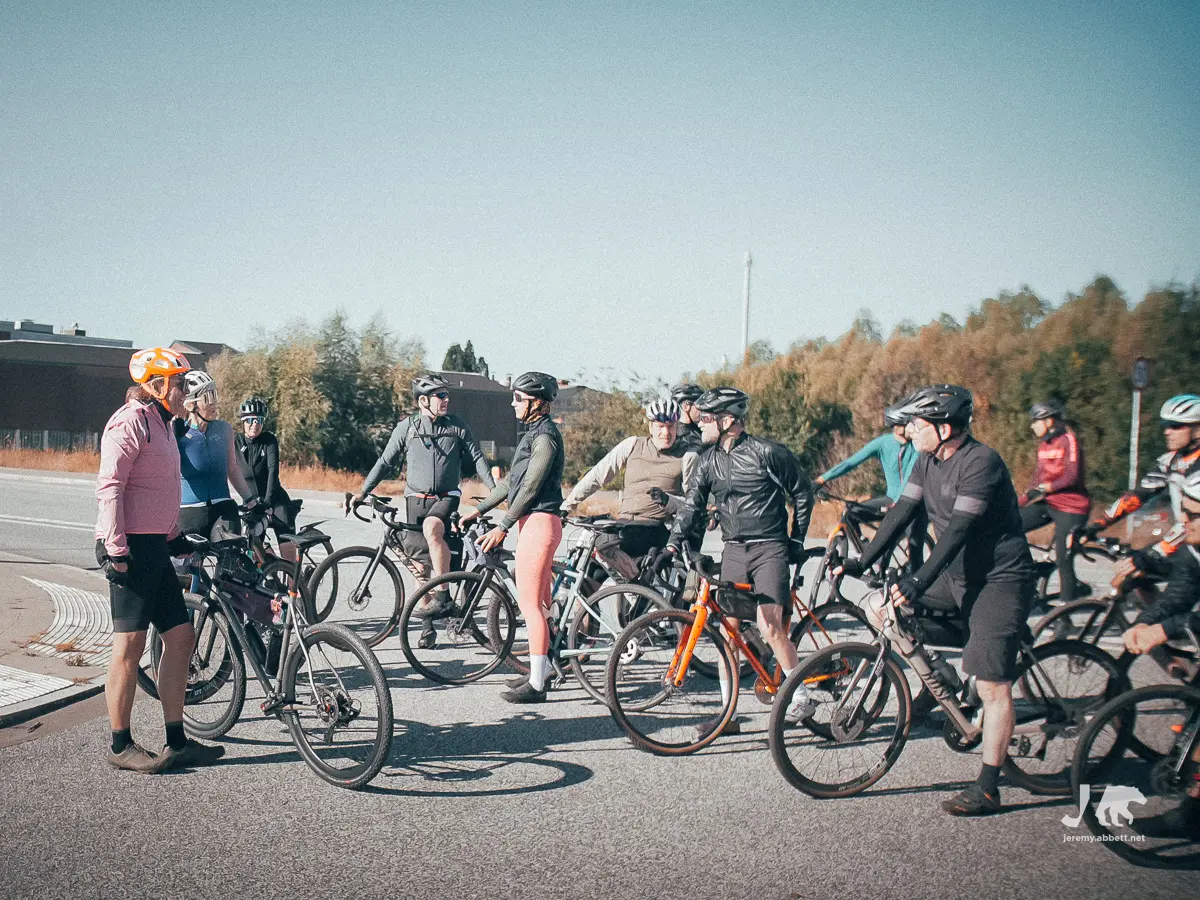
top-left (605, 608), bottom-right (738, 755)
top-left (1071, 683), bottom-right (1200, 869)
top-left (1002, 639), bottom-right (1128, 795)
top-left (807, 534), bottom-right (848, 609)
top-left (768, 641), bottom-right (911, 798)
top-left (279, 622), bottom-right (394, 790)
top-left (169, 596), bottom-right (246, 740)
top-left (306, 546), bottom-right (404, 647)
top-left (402, 570), bottom-right (515, 685)
top-left (566, 582), bottom-right (672, 704)
top-left (792, 600), bottom-right (875, 658)
top-left (302, 537), bottom-right (335, 596)
top-left (1031, 598), bottom-right (1134, 651)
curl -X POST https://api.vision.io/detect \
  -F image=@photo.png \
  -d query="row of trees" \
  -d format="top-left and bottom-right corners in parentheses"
top-left (208, 277), bottom-right (1199, 502)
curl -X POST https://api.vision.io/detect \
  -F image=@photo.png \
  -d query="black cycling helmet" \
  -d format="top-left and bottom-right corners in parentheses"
top-left (695, 387), bottom-right (749, 419)
top-left (1029, 400), bottom-right (1064, 421)
top-left (883, 398), bottom-right (912, 428)
top-left (670, 383), bottom-right (705, 404)
top-left (895, 384), bottom-right (973, 427)
top-left (512, 371), bottom-right (559, 402)
top-left (411, 372), bottom-right (450, 398)
top-left (239, 397), bottom-right (268, 419)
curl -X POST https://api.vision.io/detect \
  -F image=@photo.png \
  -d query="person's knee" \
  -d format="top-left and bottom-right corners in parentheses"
top-left (757, 605), bottom-right (785, 639)
top-left (976, 678), bottom-right (1011, 704)
top-left (160, 620), bottom-right (195, 651)
top-left (110, 631), bottom-right (148, 665)
top-left (423, 517), bottom-right (446, 542)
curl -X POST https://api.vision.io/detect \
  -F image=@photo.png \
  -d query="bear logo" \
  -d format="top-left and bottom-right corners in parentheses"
top-left (1095, 785), bottom-right (1148, 827)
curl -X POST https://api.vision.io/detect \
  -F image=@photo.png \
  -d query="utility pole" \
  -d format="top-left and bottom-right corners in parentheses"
top-left (741, 251), bottom-right (752, 363)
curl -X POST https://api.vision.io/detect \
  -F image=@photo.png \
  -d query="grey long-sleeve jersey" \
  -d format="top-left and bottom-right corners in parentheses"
top-left (360, 413), bottom-right (496, 497)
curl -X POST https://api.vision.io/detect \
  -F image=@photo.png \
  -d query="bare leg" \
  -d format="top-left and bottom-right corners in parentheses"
top-left (156, 621), bottom-right (196, 724)
top-left (757, 603), bottom-right (798, 671)
top-left (977, 679), bottom-right (1014, 767)
top-left (423, 517), bottom-right (451, 578)
top-left (106, 630), bottom-right (148, 731)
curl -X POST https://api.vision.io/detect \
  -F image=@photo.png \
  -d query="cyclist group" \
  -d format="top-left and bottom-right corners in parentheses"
top-left (93, 344), bottom-right (1200, 835)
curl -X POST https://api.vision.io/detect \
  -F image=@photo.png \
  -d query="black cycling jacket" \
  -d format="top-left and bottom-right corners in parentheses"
top-left (1138, 545), bottom-right (1200, 641)
top-left (235, 431), bottom-right (291, 507)
top-left (671, 432), bottom-right (812, 545)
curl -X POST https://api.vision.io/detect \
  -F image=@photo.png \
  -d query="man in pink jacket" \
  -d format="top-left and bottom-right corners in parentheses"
top-left (95, 348), bottom-right (225, 773)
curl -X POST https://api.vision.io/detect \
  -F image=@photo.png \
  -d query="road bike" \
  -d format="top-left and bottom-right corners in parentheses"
top-left (137, 528), bottom-right (393, 790)
top-left (767, 570), bottom-right (1129, 798)
top-left (305, 493), bottom-right (448, 647)
top-left (1069, 682), bottom-right (1200, 869)
top-left (604, 546), bottom-right (871, 755)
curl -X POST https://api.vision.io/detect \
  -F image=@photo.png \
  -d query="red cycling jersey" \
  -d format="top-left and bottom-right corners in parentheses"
top-left (1028, 425), bottom-right (1090, 515)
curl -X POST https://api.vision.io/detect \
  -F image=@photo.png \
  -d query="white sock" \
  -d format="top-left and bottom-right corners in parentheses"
top-left (782, 666), bottom-right (811, 704)
top-left (528, 654), bottom-right (549, 691)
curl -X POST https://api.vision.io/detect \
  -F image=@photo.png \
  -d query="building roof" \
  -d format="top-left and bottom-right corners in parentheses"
top-left (171, 340), bottom-right (240, 361)
top-left (438, 371), bottom-right (511, 393)
top-left (0, 340), bottom-right (136, 368)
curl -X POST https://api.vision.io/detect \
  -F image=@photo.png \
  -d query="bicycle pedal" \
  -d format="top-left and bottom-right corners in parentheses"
top-left (260, 694), bottom-right (288, 716)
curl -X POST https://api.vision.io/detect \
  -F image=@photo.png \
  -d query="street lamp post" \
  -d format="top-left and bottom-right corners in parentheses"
top-left (741, 251), bottom-right (752, 363)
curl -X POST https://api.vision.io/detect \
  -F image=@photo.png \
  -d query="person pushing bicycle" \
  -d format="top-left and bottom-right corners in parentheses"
top-left (840, 384), bottom-right (1036, 816)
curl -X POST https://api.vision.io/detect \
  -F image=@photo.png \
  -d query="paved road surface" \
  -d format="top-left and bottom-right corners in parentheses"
top-left (0, 468), bottom-right (1193, 899)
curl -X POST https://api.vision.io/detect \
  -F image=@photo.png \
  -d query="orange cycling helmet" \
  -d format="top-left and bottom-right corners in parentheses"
top-left (128, 347), bottom-right (191, 401)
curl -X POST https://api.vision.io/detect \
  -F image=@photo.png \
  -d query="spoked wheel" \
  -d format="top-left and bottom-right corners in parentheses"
top-left (566, 583), bottom-right (672, 704)
top-left (160, 594), bottom-right (247, 740)
top-left (768, 641), bottom-right (912, 798)
top-left (401, 570), bottom-right (516, 685)
top-left (1071, 683), bottom-right (1200, 869)
top-left (279, 622), bottom-right (394, 790)
top-left (1031, 597), bottom-right (1135, 651)
top-left (306, 547), bottom-right (405, 647)
top-left (791, 600), bottom-right (875, 658)
top-left (1002, 639), bottom-right (1129, 796)
top-left (605, 608), bottom-right (738, 755)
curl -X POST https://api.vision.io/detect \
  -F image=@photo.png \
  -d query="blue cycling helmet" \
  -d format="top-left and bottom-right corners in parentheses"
top-left (1160, 394), bottom-right (1200, 425)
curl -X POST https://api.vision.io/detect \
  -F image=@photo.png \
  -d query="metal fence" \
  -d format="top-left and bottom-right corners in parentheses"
top-left (0, 428), bottom-right (99, 453)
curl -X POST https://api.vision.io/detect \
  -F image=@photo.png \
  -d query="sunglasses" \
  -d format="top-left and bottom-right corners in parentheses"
top-left (697, 413), bottom-right (719, 424)
top-left (431, 391), bottom-right (450, 400)
top-left (513, 392), bottom-right (534, 404)
top-left (1183, 508), bottom-right (1200, 522)
top-left (242, 416), bottom-right (265, 426)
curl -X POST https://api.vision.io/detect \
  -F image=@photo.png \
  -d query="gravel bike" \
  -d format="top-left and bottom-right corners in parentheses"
top-left (768, 570), bottom-right (1129, 798)
top-left (137, 529), bottom-right (393, 790)
top-left (1069, 682), bottom-right (1200, 869)
top-left (604, 546), bottom-right (871, 755)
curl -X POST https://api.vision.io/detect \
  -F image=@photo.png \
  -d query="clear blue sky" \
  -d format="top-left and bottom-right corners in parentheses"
top-left (2, 2), bottom-right (1197, 385)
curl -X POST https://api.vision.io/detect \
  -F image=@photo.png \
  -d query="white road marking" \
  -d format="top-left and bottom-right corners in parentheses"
top-left (0, 513), bottom-right (94, 532)
top-left (23, 578), bottom-right (113, 666)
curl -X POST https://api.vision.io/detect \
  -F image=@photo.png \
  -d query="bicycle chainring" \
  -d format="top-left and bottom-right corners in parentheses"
top-left (753, 678), bottom-right (776, 706)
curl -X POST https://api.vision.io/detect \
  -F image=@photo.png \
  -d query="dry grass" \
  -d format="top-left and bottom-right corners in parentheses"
top-left (0, 448), bottom-right (100, 473)
top-left (65, 653), bottom-right (88, 667)
top-left (53, 639), bottom-right (78, 653)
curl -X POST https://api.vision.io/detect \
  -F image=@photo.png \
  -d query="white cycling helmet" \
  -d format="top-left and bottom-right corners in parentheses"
top-left (183, 370), bottom-right (217, 402)
top-left (1160, 394), bottom-right (1200, 425)
top-left (1183, 470), bottom-right (1200, 503)
top-left (645, 398), bottom-right (681, 422)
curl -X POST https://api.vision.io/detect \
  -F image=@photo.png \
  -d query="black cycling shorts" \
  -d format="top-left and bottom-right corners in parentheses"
top-left (406, 494), bottom-right (460, 528)
top-left (178, 499), bottom-right (241, 542)
top-left (720, 541), bottom-right (790, 608)
top-left (597, 522), bottom-right (670, 561)
top-left (920, 573), bottom-right (1032, 683)
top-left (96, 534), bottom-right (190, 635)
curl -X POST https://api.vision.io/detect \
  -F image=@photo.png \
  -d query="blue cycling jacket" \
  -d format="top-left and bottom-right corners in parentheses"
top-left (178, 419), bottom-right (234, 506)
top-left (819, 432), bottom-right (917, 502)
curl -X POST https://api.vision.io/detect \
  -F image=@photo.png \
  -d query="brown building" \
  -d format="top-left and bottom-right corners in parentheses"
top-left (438, 371), bottom-right (521, 459)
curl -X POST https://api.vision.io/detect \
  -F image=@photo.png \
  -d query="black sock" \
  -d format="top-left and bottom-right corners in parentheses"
top-left (111, 728), bottom-right (133, 754)
top-left (165, 721), bottom-right (187, 751)
top-left (976, 762), bottom-right (1001, 795)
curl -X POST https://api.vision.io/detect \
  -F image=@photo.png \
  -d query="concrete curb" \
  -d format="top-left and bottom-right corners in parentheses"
top-left (0, 679), bottom-right (105, 728)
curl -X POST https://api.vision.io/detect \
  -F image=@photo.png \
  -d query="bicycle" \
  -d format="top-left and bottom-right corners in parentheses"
top-left (1024, 523), bottom-right (1121, 610)
top-left (1069, 681), bottom-right (1200, 869)
top-left (305, 493), bottom-right (448, 647)
top-left (135, 526), bottom-right (394, 790)
top-left (603, 545), bottom-right (872, 755)
top-left (805, 489), bottom-right (933, 610)
top-left (767, 569), bottom-right (1129, 798)
top-left (245, 498), bottom-right (336, 596)
top-left (398, 516), bottom-right (672, 702)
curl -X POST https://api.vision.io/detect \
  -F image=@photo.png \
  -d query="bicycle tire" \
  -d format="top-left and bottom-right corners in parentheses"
top-left (566, 582), bottom-right (673, 704)
top-left (1036, 541), bottom-right (1119, 606)
top-left (402, 570), bottom-right (515, 685)
top-left (807, 533), bottom-right (848, 609)
top-left (768, 641), bottom-right (912, 798)
top-left (605, 607), bottom-right (738, 756)
top-left (178, 599), bottom-right (246, 740)
top-left (140, 593), bottom-right (242, 706)
top-left (1071, 683), bottom-right (1200, 869)
top-left (280, 621), bottom-right (394, 790)
top-left (306, 546), bottom-right (405, 647)
top-left (303, 537), bottom-right (335, 597)
top-left (1002, 638), bottom-right (1129, 795)
top-left (1031, 597), bottom-right (1135, 649)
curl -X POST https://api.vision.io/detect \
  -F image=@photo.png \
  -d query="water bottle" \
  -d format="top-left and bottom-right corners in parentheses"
top-left (926, 648), bottom-right (962, 693)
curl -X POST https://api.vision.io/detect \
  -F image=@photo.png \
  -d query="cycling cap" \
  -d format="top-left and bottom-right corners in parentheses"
top-left (411, 372), bottom-right (450, 398)
top-left (695, 387), bottom-right (749, 419)
top-left (512, 371), bottom-right (559, 401)
top-left (183, 370), bottom-right (217, 402)
top-left (239, 397), bottom-right (268, 419)
top-left (128, 347), bottom-right (190, 384)
top-left (645, 398), bottom-right (681, 423)
top-left (1160, 394), bottom-right (1200, 425)
top-left (896, 384), bottom-right (973, 426)
top-left (1029, 400), bottom-right (1065, 421)
top-left (1182, 469), bottom-right (1200, 503)
top-left (670, 383), bottom-right (705, 404)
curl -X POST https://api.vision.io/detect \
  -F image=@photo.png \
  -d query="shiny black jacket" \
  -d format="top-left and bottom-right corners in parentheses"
top-left (671, 433), bottom-right (813, 545)
top-left (1138, 546), bottom-right (1200, 641)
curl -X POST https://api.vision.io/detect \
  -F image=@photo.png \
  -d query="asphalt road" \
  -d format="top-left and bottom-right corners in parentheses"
top-left (0, 468), bottom-right (1195, 899)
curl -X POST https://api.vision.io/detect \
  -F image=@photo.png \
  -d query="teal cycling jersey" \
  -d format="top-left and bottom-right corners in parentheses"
top-left (819, 433), bottom-right (917, 502)
top-left (178, 420), bottom-right (234, 506)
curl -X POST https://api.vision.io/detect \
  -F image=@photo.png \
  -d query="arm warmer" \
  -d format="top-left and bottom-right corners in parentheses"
top-left (909, 511), bottom-right (977, 588)
top-left (474, 478), bottom-right (510, 516)
top-left (500, 434), bottom-right (558, 530)
top-left (462, 426), bottom-right (497, 490)
top-left (361, 420), bottom-right (410, 496)
top-left (563, 438), bottom-right (636, 511)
